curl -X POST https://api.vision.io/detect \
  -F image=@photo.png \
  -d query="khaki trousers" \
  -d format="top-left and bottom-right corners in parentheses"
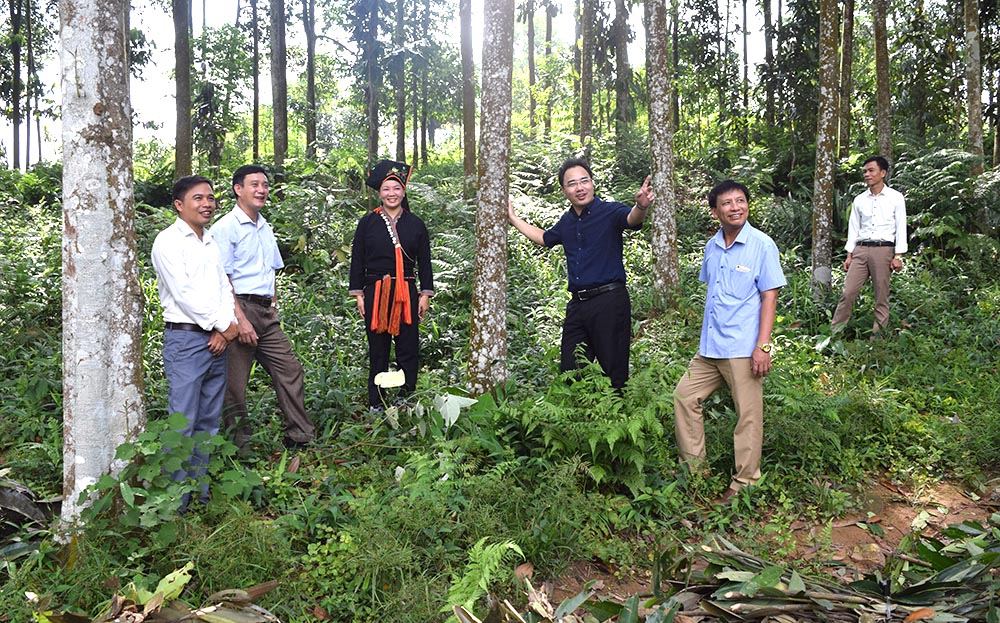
top-left (673, 355), bottom-right (763, 490)
top-left (831, 245), bottom-right (894, 332)
top-left (223, 299), bottom-right (316, 447)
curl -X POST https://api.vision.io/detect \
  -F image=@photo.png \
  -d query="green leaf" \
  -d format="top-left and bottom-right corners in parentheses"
top-left (554, 587), bottom-right (595, 619)
top-left (119, 482), bottom-right (135, 506)
top-left (787, 570), bottom-right (806, 595)
top-left (753, 566), bottom-right (785, 588)
top-left (155, 562), bottom-right (194, 602)
top-left (615, 595), bottom-right (640, 623)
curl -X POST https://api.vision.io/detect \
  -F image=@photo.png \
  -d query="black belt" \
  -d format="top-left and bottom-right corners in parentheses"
top-left (236, 293), bottom-right (274, 306)
top-left (165, 322), bottom-right (209, 333)
top-left (856, 240), bottom-right (894, 247)
top-left (572, 281), bottom-right (625, 301)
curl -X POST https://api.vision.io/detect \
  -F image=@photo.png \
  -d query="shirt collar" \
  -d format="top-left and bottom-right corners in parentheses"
top-left (712, 222), bottom-right (754, 248)
top-left (174, 217), bottom-right (212, 242)
top-left (232, 206), bottom-right (267, 228)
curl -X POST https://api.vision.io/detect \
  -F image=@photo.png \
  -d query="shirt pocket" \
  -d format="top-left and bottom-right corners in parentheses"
top-left (720, 265), bottom-right (758, 302)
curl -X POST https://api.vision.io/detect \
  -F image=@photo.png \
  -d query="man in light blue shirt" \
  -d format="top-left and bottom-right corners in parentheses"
top-left (673, 180), bottom-right (786, 505)
top-left (210, 165), bottom-right (315, 450)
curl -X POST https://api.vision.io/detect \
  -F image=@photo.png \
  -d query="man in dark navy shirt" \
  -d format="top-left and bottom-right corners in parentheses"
top-left (508, 158), bottom-right (654, 388)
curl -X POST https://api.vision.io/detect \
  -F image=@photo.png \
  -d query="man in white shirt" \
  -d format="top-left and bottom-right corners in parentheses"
top-left (210, 165), bottom-right (315, 450)
top-left (832, 156), bottom-right (907, 334)
top-left (152, 175), bottom-right (239, 505)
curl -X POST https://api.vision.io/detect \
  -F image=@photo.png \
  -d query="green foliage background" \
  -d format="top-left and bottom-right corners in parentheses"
top-left (2, 134), bottom-right (999, 622)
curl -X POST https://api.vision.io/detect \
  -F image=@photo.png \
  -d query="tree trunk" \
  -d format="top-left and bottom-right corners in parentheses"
top-left (544, 1), bottom-right (553, 136)
top-left (613, 0), bottom-right (631, 158)
top-left (579, 0), bottom-right (594, 151)
top-left (966, 0), bottom-right (984, 175)
top-left (762, 0), bottom-right (774, 128)
top-left (646, 0), bottom-right (679, 306)
top-left (468, 0), bottom-right (514, 396)
top-left (812, 0), bottom-right (838, 290)
top-left (460, 0), bottom-right (477, 199)
top-left (394, 0), bottom-right (406, 161)
top-left (670, 0), bottom-right (679, 131)
top-left (741, 0), bottom-right (748, 145)
top-left (59, 0), bottom-right (145, 526)
top-left (362, 0), bottom-right (380, 168)
top-left (271, 0), bottom-right (288, 168)
top-left (303, 0), bottom-right (317, 159)
top-left (250, 0), bottom-right (260, 160)
top-left (420, 0), bottom-right (430, 164)
top-left (25, 0), bottom-right (34, 168)
top-left (838, 0), bottom-right (854, 158)
top-left (173, 0), bottom-right (192, 177)
top-left (9, 0), bottom-right (23, 169)
top-left (526, 0), bottom-right (537, 130)
top-left (873, 0), bottom-right (892, 161)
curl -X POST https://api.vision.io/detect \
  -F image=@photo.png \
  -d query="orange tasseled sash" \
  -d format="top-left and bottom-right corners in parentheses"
top-left (369, 207), bottom-right (412, 336)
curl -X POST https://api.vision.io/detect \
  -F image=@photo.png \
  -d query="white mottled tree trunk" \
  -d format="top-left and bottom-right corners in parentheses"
top-left (811, 0), bottom-right (838, 289)
top-left (467, 0), bottom-right (514, 396)
top-left (965, 0), bottom-right (984, 176)
top-left (270, 0), bottom-right (288, 167)
top-left (645, 0), bottom-right (679, 307)
top-left (59, 0), bottom-right (145, 526)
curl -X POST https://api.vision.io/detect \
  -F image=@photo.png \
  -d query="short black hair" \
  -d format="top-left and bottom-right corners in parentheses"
top-left (172, 175), bottom-right (214, 202)
top-left (707, 180), bottom-right (750, 208)
top-left (558, 158), bottom-right (594, 187)
top-left (232, 164), bottom-right (269, 192)
top-left (863, 155), bottom-right (890, 172)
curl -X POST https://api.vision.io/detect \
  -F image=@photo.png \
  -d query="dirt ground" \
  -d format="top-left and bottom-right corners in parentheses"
top-left (544, 479), bottom-right (1000, 608)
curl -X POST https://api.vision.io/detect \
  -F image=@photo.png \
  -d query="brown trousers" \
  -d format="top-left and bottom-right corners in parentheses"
top-left (831, 245), bottom-right (894, 332)
top-left (673, 355), bottom-right (763, 490)
top-left (223, 299), bottom-right (315, 447)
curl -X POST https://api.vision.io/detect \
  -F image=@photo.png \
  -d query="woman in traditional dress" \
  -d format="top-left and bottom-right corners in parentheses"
top-left (348, 160), bottom-right (434, 410)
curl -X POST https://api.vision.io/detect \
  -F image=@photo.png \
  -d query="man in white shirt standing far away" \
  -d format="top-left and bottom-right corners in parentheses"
top-left (152, 175), bottom-right (239, 508)
top-left (831, 156), bottom-right (908, 334)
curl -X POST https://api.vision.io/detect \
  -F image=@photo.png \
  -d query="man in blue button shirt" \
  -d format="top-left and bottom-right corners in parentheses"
top-left (508, 158), bottom-right (654, 388)
top-left (210, 165), bottom-right (316, 450)
top-left (673, 180), bottom-right (785, 504)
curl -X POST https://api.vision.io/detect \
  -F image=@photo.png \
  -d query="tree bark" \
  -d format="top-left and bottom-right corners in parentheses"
top-left (671, 0), bottom-right (679, 131)
top-left (965, 0), bottom-right (984, 176)
top-left (812, 0), bottom-right (839, 289)
top-left (468, 0), bottom-right (514, 395)
top-left (251, 0), bottom-right (260, 160)
top-left (762, 0), bottom-right (774, 128)
top-left (873, 0), bottom-right (892, 161)
top-left (362, 0), bottom-right (380, 168)
top-left (838, 0), bottom-right (854, 158)
top-left (613, 0), bottom-right (631, 158)
top-left (579, 0), bottom-right (594, 151)
top-left (173, 0), bottom-right (192, 176)
top-left (544, 1), bottom-right (554, 136)
top-left (9, 0), bottom-right (23, 169)
top-left (646, 0), bottom-right (679, 306)
top-left (303, 0), bottom-right (317, 159)
top-left (271, 0), bottom-right (288, 168)
top-left (59, 0), bottom-right (145, 526)
top-left (526, 0), bottom-right (537, 130)
top-left (394, 0), bottom-right (406, 161)
top-left (460, 0), bottom-right (477, 199)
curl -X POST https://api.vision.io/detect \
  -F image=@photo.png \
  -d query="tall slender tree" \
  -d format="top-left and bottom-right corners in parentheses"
top-left (460, 0), bottom-right (476, 198)
top-left (59, 0), bottom-right (144, 525)
top-left (838, 0), bottom-right (854, 158)
top-left (613, 0), bottom-right (631, 158)
top-left (174, 0), bottom-right (192, 176)
top-left (966, 0), bottom-right (984, 175)
top-left (812, 0), bottom-right (838, 289)
top-left (271, 0), bottom-right (288, 168)
top-left (646, 0), bottom-right (679, 305)
top-left (393, 0), bottom-right (406, 161)
top-left (468, 0), bottom-right (514, 395)
top-left (873, 0), bottom-right (892, 161)
top-left (8, 0), bottom-right (23, 169)
top-left (251, 0), bottom-right (260, 160)
top-left (762, 0), bottom-right (774, 128)
top-left (579, 0), bottom-right (594, 150)
top-left (303, 0), bottom-right (318, 158)
top-left (518, 0), bottom-right (537, 130)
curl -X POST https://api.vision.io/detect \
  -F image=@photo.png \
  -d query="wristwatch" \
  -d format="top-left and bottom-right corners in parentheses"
top-left (758, 343), bottom-right (772, 353)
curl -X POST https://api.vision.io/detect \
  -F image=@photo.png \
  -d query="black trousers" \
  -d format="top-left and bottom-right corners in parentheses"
top-left (560, 286), bottom-right (631, 388)
top-left (363, 280), bottom-right (420, 407)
